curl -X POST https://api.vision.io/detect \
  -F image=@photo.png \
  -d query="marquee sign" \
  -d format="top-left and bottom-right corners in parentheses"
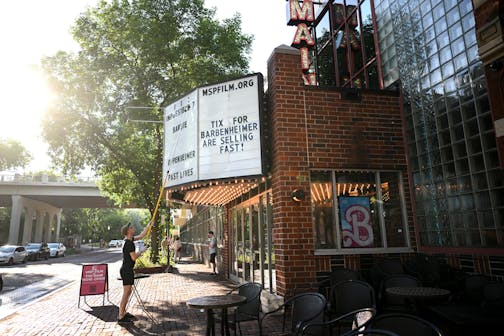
top-left (163, 74), bottom-right (264, 188)
top-left (286, 0), bottom-right (317, 85)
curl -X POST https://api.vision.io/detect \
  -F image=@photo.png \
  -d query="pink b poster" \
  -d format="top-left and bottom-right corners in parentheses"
top-left (339, 196), bottom-right (374, 248)
top-left (80, 264), bottom-right (108, 296)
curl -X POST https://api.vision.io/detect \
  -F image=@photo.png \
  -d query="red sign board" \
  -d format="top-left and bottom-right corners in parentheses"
top-left (79, 264), bottom-right (108, 296)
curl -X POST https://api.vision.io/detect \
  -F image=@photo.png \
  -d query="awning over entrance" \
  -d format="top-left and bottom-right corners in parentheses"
top-left (165, 177), bottom-right (264, 206)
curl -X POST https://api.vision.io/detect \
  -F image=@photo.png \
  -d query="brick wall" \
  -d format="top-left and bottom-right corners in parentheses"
top-left (267, 45), bottom-right (413, 296)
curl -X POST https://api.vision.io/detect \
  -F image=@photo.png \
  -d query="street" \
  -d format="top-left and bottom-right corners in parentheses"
top-left (0, 247), bottom-right (122, 320)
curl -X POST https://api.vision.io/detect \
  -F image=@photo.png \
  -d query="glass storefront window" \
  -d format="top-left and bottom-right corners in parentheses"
top-left (311, 170), bottom-right (409, 252)
top-left (311, 171), bottom-right (337, 248)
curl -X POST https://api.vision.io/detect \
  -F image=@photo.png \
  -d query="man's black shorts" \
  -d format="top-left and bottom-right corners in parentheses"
top-left (120, 267), bottom-right (134, 286)
top-left (210, 252), bottom-right (216, 263)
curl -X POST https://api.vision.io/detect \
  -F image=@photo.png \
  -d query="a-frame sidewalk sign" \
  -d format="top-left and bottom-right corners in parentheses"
top-left (78, 263), bottom-right (110, 308)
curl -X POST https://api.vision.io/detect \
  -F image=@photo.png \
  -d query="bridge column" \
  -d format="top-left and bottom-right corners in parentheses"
top-left (22, 208), bottom-right (35, 244)
top-left (44, 211), bottom-right (52, 243)
top-left (55, 209), bottom-right (62, 242)
top-left (34, 209), bottom-right (44, 242)
top-left (8, 195), bottom-right (23, 244)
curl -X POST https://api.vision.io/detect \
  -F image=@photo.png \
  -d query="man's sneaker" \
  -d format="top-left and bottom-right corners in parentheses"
top-left (125, 312), bottom-right (137, 320)
top-left (118, 315), bottom-right (133, 323)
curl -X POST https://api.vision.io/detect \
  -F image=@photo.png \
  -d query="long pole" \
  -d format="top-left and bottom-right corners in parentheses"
top-left (144, 171), bottom-right (169, 240)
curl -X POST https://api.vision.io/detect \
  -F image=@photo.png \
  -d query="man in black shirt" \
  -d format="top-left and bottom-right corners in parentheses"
top-left (118, 221), bottom-right (152, 323)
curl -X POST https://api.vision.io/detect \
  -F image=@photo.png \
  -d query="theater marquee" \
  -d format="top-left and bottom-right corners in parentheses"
top-left (163, 73), bottom-right (264, 188)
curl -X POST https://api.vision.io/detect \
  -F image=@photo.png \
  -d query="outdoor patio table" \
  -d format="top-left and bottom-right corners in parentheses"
top-left (385, 286), bottom-right (450, 312)
top-left (385, 286), bottom-right (450, 299)
top-left (187, 294), bottom-right (247, 336)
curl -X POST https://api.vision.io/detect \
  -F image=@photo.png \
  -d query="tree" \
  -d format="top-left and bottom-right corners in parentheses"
top-left (0, 139), bottom-right (32, 170)
top-left (61, 208), bottom-right (149, 243)
top-left (40, 0), bottom-right (252, 261)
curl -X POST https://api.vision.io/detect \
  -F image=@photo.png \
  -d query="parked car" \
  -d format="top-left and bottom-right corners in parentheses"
top-left (48, 243), bottom-right (66, 257)
top-left (108, 239), bottom-right (123, 248)
top-left (25, 243), bottom-right (50, 261)
top-left (0, 245), bottom-right (28, 265)
top-left (134, 240), bottom-right (146, 253)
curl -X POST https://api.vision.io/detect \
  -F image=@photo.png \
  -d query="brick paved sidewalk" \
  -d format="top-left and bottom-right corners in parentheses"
top-left (0, 258), bottom-right (282, 336)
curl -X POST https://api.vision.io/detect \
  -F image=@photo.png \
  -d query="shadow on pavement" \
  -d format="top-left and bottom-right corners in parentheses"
top-left (84, 304), bottom-right (118, 322)
top-left (1, 273), bottom-right (55, 292)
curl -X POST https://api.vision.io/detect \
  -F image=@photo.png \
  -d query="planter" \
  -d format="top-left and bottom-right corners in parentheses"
top-left (134, 266), bottom-right (167, 274)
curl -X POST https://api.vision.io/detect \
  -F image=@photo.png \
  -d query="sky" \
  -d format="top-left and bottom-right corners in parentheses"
top-left (0, 0), bottom-right (293, 175)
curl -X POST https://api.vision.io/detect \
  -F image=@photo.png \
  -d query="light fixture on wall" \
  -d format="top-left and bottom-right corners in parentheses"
top-left (291, 189), bottom-right (305, 202)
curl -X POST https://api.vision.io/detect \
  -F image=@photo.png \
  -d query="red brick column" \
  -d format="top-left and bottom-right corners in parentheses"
top-left (267, 46), bottom-right (315, 296)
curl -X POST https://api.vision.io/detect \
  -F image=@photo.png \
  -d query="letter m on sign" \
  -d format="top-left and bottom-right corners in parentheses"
top-left (287, 0), bottom-right (314, 26)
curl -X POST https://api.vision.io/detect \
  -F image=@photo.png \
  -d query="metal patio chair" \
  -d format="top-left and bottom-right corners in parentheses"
top-left (224, 282), bottom-right (263, 336)
top-left (368, 313), bottom-right (444, 336)
top-left (259, 292), bottom-right (327, 336)
top-left (300, 307), bottom-right (376, 336)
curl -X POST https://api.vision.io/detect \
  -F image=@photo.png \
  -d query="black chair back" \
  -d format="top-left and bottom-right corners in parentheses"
top-left (289, 292), bottom-right (327, 333)
top-left (482, 282), bottom-right (504, 310)
top-left (463, 274), bottom-right (488, 304)
top-left (343, 329), bottom-right (400, 336)
top-left (329, 269), bottom-right (360, 286)
top-left (370, 258), bottom-right (405, 292)
top-left (377, 258), bottom-right (404, 276)
top-left (319, 268), bottom-right (361, 298)
top-left (369, 313), bottom-right (444, 336)
top-left (330, 280), bottom-right (376, 317)
top-left (235, 282), bottom-right (262, 318)
top-left (300, 307), bottom-right (376, 336)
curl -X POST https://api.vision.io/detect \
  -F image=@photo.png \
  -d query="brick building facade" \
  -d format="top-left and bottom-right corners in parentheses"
top-left (266, 45), bottom-right (412, 295)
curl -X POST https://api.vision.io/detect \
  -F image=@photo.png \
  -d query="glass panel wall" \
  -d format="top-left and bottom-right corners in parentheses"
top-left (374, 0), bottom-right (504, 247)
top-left (230, 192), bottom-right (276, 293)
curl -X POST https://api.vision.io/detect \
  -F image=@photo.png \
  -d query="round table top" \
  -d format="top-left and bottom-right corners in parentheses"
top-left (386, 286), bottom-right (450, 298)
top-left (187, 294), bottom-right (247, 309)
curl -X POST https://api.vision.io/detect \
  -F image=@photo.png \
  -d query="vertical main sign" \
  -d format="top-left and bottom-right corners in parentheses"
top-left (286, 0), bottom-right (317, 85)
top-left (164, 74), bottom-right (263, 188)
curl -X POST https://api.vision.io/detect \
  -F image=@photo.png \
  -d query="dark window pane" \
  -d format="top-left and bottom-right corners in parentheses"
top-left (360, 0), bottom-right (375, 63)
top-left (366, 63), bottom-right (380, 89)
top-left (317, 43), bottom-right (336, 86)
top-left (311, 171), bottom-right (336, 249)
top-left (381, 172), bottom-right (408, 247)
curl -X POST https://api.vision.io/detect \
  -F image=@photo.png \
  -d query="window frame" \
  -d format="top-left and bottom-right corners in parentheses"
top-left (311, 169), bottom-right (413, 255)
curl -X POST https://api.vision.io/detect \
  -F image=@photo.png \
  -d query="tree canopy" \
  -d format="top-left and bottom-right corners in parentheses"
top-left (0, 139), bottom-right (32, 171)
top-left (40, 0), bottom-right (252, 260)
top-left (41, 0), bottom-right (252, 211)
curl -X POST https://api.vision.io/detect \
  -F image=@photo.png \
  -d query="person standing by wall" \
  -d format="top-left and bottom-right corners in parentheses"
top-left (208, 231), bottom-right (217, 275)
top-left (172, 236), bottom-right (182, 263)
top-left (118, 221), bottom-right (152, 323)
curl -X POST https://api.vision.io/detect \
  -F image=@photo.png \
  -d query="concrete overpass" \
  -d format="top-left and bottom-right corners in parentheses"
top-left (0, 173), bottom-right (126, 245)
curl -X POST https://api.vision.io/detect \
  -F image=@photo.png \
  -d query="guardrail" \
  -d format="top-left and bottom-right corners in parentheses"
top-left (0, 173), bottom-right (99, 184)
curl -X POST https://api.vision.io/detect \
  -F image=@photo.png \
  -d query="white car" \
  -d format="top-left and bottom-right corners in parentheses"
top-left (0, 245), bottom-right (28, 265)
top-left (48, 243), bottom-right (66, 257)
top-left (134, 240), bottom-right (147, 253)
top-left (108, 239), bottom-right (123, 248)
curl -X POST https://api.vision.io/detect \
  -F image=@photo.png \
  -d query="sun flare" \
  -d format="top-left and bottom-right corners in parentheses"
top-left (0, 65), bottom-right (54, 139)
